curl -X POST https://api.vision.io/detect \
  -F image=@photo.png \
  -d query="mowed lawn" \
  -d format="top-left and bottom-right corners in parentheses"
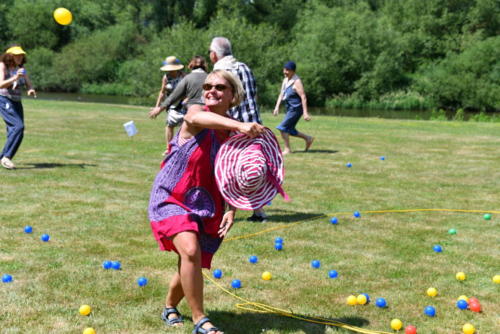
top-left (1, 99), bottom-right (499, 334)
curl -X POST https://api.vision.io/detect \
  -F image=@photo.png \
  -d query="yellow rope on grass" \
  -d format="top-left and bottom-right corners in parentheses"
top-left (203, 271), bottom-right (393, 334)
top-left (225, 209), bottom-right (498, 242)
top-left (211, 208), bottom-right (497, 332)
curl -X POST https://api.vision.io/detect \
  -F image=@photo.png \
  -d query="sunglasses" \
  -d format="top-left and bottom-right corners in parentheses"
top-left (202, 83), bottom-right (229, 91)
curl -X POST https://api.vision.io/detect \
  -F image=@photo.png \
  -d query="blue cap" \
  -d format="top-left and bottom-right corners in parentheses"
top-left (284, 61), bottom-right (296, 71)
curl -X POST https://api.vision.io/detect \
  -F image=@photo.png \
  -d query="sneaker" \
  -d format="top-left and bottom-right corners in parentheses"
top-left (246, 213), bottom-right (268, 223)
top-left (1, 157), bottom-right (15, 169)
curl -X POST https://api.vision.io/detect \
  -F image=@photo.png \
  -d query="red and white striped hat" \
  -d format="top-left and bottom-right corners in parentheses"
top-left (215, 128), bottom-right (289, 210)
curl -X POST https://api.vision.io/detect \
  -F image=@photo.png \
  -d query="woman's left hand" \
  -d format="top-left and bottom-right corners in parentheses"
top-left (303, 113), bottom-right (311, 121)
top-left (27, 89), bottom-right (37, 98)
top-left (218, 210), bottom-right (235, 237)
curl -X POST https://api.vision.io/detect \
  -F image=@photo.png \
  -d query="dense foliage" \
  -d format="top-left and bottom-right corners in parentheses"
top-left (1, 0), bottom-right (498, 111)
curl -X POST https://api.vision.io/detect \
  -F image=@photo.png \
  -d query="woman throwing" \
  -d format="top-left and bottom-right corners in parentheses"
top-left (148, 70), bottom-right (264, 333)
top-left (0, 45), bottom-right (36, 169)
top-left (273, 61), bottom-right (313, 155)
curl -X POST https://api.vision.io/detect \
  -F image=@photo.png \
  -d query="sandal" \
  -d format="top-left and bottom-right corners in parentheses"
top-left (161, 307), bottom-right (184, 327)
top-left (192, 317), bottom-right (222, 334)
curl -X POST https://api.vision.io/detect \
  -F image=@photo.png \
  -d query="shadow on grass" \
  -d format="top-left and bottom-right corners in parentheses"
top-left (294, 149), bottom-right (338, 154)
top-left (208, 311), bottom-right (370, 334)
top-left (17, 162), bottom-right (97, 169)
top-left (266, 209), bottom-right (326, 223)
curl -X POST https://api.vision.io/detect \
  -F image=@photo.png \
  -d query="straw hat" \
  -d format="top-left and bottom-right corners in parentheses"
top-left (160, 56), bottom-right (184, 71)
top-left (215, 128), bottom-right (289, 210)
top-left (6, 46), bottom-right (26, 55)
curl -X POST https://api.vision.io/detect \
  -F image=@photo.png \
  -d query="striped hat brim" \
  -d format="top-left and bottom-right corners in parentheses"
top-left (215, 128), bottom-right (286, 210)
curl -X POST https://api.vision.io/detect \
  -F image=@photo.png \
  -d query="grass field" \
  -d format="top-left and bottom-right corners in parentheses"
top-left (1, 99), bottom-right (499, 334)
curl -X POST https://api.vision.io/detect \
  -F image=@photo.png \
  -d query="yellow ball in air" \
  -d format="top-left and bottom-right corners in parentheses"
top-left (53, 8), bottom-right (73, 25)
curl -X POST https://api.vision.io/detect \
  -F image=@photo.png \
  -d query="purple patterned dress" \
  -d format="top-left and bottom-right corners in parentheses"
top-left (148, 128), bottom-right (229, 268)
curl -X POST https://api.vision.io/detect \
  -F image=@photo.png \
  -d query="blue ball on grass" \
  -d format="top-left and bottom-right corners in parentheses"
top-left (353, 211), bottom-right (361, 218)
top-left (433, 245), bottom-right (443, 253)
top-left (24, 226), bottom-right (33, 233)
top-left (346, 162), bottom-right (352, 168)
top-left (102, 261), bottom-right (112, 269)
top-left (2, 274), bottom-right (13, 283)
top-left (213, 269), bottom-right (222, 279)
top-left (231, 279), bottom-right (241, 289)
top-left (137, 277), bottom-right (148, 287)
top-left (375, 298), bottom-right (387, 308)
top-left (328, 270), bottom-right (338, 278)
top-left (311, 260), bottom-right (321, 269)
top-left (40, 234), bottom-right (50, 242)
top-left (111, 261), bottom-right (121, 270)
top-left (274, 243), bottom-right (283, 251)
top-left (456, 299), bottom-right (468, 310)
top-left (424, 306), bottom-right (436, 317)
top-left (249, 256), bottom-right (258, 264)
top-left (330, 217), bottom-right (338, 224)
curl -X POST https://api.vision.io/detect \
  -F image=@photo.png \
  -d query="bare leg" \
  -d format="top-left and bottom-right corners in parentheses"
top-left (164, 126), bottom-right (175, 155)
top-left (280, 131), bottom-right (291, 155)
top-left (294, 131), bottom-right (314, 151)
top-left (172, 232), bottom-right (223, 333)
top-left (164, 260), bottom-right (185, 326)
top-left (166, 126), bottom-right (175, 146)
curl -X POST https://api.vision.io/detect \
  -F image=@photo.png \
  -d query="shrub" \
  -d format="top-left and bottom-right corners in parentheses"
top-left (413, 36), bottom-right (500, 111)
top-left (51, 23), bottom-right (139, 91)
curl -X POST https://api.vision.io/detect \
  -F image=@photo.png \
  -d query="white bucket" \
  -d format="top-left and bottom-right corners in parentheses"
top-left (123, 120), bottom-right (138, 137)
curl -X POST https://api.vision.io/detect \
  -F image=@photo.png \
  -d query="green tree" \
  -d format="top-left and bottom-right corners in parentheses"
top-left (291, 1), bottom-right (381, 105)
top-left (6, 0), bottom-right (62, 49)
top-left (207, 15), bottom-right (289, 105)
top-left (51, 23), bottom-right (138, 91)
top-left (414, 36), bottom-right (500, 111)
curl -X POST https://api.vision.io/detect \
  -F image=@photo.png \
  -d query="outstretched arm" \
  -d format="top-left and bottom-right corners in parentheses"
top-left (184, 104), bottom-right (265, 138)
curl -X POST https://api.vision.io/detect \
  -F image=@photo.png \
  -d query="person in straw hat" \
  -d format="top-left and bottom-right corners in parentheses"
top-left (149, 56), bottom-right (208, 154)
top-left (0, 45), bottom-right (36, 170)
top-left (148, 70), bottom-right (286, 333)
top-left (151, 55), bottom-right (185, 155)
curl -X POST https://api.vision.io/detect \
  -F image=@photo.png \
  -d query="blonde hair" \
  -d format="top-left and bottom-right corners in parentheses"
top-left (205, 70), bottom-right (243, 108)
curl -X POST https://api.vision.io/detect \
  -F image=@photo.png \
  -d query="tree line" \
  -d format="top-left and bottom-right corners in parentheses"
top-left (1, 0), bottom-right (498, 111)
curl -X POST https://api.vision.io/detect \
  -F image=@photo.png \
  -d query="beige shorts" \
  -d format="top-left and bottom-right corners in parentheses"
top-left (166, 108), bottom-right (185, 127)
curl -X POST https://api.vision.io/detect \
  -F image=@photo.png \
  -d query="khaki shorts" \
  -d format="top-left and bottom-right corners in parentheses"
top-left (166, 108), bottom-right (185, 127)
